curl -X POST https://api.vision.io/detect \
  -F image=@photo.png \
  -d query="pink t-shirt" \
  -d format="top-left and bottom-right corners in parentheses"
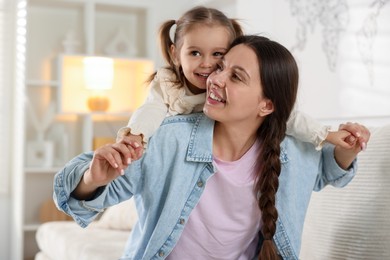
top-left (167, 141), bottom-right (262, 260)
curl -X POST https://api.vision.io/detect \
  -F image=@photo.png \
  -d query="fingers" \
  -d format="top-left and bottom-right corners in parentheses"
top-left (95, 142), bottom-right (136, 175)
top-left (338, 122), bottom-right (371, 151)
top-left (119, 134), bottom-right (144, 161)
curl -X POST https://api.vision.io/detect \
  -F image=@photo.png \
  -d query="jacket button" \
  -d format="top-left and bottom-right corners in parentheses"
top-left (197, 181), bottom-right (203, 187)
top-left (179, 218), bottom-right (185, 225)
top-left (159, 251), bottom-right (164, 257)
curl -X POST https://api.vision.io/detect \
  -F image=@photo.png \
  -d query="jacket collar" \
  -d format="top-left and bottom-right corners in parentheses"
top-left (186, 113), bottom-right (214, 163)
top-left (185, 113), bottom-right (289, 164)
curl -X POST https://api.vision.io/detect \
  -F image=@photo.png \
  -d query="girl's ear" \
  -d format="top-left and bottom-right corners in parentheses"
top-left (258, 99), bottom-right (274, 117)
top-left (170, 44), bottom-right (179, 66)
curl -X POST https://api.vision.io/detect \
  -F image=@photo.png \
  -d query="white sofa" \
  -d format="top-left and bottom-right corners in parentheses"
top-left (35, 125), bottom-right (390, 260)
top-left (35, 198), bottom-right (138, 260)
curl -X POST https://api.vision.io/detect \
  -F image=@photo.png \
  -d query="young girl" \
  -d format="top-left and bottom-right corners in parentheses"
top-left (117, 6), bottom-right (352, 159)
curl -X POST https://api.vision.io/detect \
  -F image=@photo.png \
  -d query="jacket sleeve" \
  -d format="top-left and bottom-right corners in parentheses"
top-left (124, 74), bottom-right (169, 144)
top-left (53, 152), bottom-right (142, 228)
top-left (286, 110), bottom-right (331, 150)
top-left (313, 143), bottom-right (357, 191)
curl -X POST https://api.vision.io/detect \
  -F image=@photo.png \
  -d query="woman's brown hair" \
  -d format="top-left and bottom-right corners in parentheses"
top-left (148, 6), bottom-right (243, 85)
top-left (230, 35), bottom-right (299, 260)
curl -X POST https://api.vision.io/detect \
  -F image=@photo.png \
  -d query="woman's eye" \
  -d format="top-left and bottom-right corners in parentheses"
top-left (216, 64), bottom-right (223, 72)
top-left (232, 73), bottom-right (242, 81)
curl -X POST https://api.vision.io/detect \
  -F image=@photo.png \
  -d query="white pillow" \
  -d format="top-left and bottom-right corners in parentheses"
top-left (94, 198), bottom-right (138, 231)
top-left (300, 125), bottom-right (390, 259)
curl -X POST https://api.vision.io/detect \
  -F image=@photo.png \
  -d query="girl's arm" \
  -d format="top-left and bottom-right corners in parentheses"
top-left (286, 110), bottom-right (361, 150)
top-left (286, 110), bottom-right (330, 150)
top-left (117, 74), bottom-right (169, 145)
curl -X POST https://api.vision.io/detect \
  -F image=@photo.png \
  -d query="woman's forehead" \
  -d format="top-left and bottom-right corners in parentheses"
top-left (224, 44), bottom-right (259, 76)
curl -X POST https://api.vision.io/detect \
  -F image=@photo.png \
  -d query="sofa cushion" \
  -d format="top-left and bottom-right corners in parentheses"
top-left (36, 221), bottom-right (129, 260)
top-left (300, 125), bottom-right (390, 259)
top-left (93, 198), bottom-right (138, 230)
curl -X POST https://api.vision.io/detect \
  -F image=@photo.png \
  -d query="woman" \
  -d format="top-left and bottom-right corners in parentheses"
top-left (54, 35), bottom-right (370, 260)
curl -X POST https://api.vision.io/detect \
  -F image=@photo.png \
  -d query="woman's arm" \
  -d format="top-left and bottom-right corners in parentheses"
top-left (72, 140), bottom-right (141, 199)
top-left (53, 139), bottom-right (142, 227)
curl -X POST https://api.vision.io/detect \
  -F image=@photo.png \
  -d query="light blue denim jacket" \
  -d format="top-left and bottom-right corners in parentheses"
top-left (53, 113), bottom-right (356, 260)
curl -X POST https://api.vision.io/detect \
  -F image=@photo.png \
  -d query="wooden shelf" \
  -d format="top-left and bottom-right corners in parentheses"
top-left (25, 80), bottom-right (59, 87)
top-left (25, 167), bottom-right (61, 174)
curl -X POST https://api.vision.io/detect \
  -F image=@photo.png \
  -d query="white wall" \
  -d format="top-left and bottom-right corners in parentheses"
top-left (3, 1), bottom-right (389, 259)
top-left (235, 0), bottom-right (390, 121)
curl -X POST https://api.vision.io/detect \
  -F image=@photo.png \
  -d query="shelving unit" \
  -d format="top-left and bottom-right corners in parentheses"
top-left (23, 0), bottom-right (154, 259)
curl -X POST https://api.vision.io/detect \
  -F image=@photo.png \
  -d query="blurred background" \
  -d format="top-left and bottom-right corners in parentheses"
top-left (1, 0), bottom-right (389, 259)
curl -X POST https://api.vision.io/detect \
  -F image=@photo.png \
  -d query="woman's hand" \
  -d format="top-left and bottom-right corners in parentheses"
top-left (72, 139), bottom-right (142, 200)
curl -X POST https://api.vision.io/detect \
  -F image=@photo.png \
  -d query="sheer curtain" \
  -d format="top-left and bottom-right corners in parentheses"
top-left (0, 0), bottom-right (12, 194)
top-left (0, 0), bottom-right (26, 259)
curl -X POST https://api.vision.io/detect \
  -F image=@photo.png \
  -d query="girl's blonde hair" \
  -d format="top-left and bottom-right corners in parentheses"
top-left (149, 6), bottom-right (243, 86)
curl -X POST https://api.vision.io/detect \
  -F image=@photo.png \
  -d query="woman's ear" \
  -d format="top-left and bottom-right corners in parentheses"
top-left (258, 99), bottom-right (274, 117)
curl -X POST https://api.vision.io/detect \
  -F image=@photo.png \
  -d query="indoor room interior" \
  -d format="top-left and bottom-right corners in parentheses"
top-left (1, 0), bottom-right (389, 259)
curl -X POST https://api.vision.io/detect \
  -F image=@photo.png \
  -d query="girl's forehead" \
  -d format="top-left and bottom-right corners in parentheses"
top-left (185, 23), bottom-right (233, 37)
top-left (180, 25), bottom-right (232, 48)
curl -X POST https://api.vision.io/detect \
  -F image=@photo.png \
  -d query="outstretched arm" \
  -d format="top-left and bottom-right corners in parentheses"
top-left (286, 110), bottom-right (331, 150)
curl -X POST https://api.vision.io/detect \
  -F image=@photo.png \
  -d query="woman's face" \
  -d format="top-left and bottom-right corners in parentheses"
top-left (203, 44), bottom-right (271, 126)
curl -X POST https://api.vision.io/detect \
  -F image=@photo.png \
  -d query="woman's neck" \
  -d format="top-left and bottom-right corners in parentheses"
top-left (213, 122), bottom-right (259, 161)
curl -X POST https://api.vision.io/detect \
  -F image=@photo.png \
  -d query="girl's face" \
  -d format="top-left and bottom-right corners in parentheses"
top-left (203, 44), bottom-right (273, 126)
top-left (171, 24), bottom-right (231, 94)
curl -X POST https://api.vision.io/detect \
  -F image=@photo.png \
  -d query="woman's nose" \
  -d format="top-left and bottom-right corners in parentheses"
top-left (209, 74), bottom-right (226, 88)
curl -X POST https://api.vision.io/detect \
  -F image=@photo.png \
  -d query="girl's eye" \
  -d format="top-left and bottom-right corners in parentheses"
top-left (190, 51), bottom-right (201, 56)
top-left (213, 52), bottom-right (224, 57)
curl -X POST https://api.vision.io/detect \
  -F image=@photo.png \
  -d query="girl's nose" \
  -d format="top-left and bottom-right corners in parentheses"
top-left (200, 56), bottom-right (213, 68)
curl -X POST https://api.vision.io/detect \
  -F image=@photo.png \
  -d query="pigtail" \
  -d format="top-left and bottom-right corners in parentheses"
top-left (145, 20), bottom-right (180, 84)
top-left (230, 19), bottom-right (244, 38)
top-left (159, 20), bottom-right (176, 68)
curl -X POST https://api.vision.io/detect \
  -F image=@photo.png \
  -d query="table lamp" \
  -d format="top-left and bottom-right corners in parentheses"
top-left (58, 54), bottom-right (154, 152)
top-left (83, 56), bottom-right (113, 111)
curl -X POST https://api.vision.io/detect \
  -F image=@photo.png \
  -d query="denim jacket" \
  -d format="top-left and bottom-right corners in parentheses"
top-left (53, 113), bottom-right (356, 260)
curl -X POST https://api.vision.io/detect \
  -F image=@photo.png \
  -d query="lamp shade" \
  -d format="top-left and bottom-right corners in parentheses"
top-left (83, 57), bottom-right (114, 90)
top-left (58, 55), bottom-right (154, 114)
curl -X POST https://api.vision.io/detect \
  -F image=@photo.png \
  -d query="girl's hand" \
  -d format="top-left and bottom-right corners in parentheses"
top-left (326, 123), bottom-right (370, 152)
top-left (116, 134), bottom-right (144, 161)
top-left (338, 122), bottom-right (371, 152)
top-left (333, 122), bottom-right (371, 170)
top-left (116, 127), bottom-right (144, 161)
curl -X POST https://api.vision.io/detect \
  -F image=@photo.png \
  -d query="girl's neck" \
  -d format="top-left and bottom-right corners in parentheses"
top-left (185, 79), bottom-right (206, 95)
top-left (213, 122), bottom-right (259, 161)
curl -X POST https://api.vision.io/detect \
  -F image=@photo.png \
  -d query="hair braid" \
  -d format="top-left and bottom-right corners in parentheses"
top-left (257, 119), bottom-right (286, 260)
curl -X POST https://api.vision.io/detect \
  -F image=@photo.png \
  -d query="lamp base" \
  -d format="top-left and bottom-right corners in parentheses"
top-left (87, 96), bottom-right (109, 111)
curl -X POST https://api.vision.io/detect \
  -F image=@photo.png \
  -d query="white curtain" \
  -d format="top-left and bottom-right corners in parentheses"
top-left (0, 0), bottom-right (26, 259)
top-left (0, 0), bottom-right (12, 194)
